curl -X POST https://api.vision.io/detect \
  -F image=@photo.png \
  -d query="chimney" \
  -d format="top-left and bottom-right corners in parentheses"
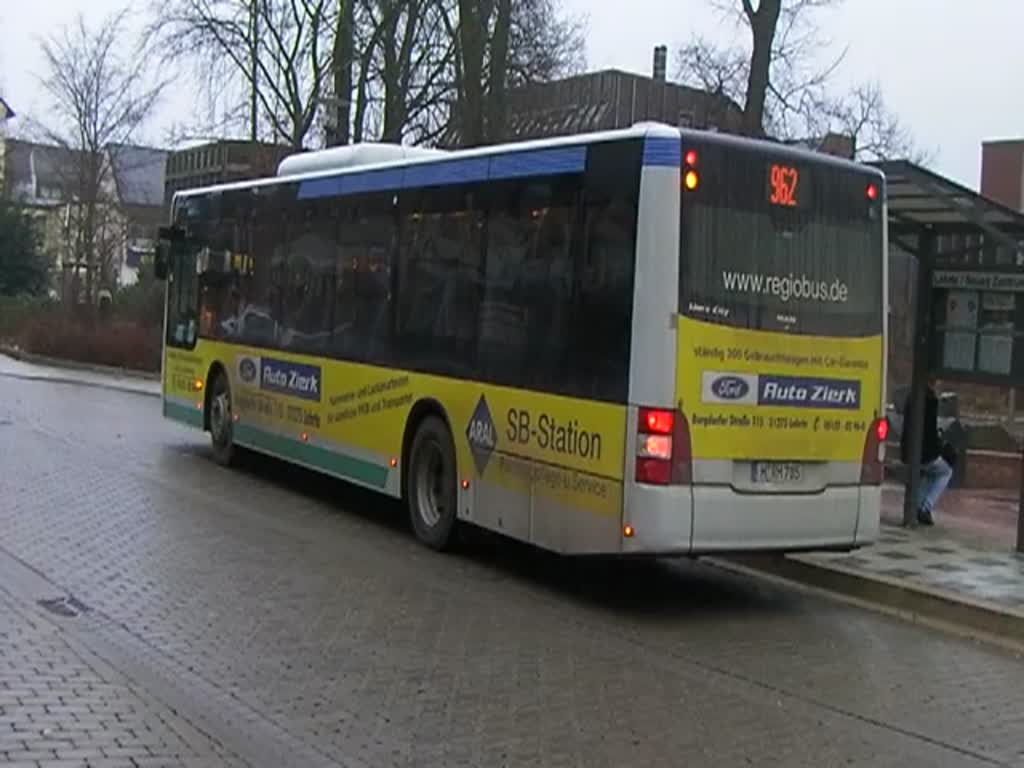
top-left (653, 45), bottom-right (667, 82)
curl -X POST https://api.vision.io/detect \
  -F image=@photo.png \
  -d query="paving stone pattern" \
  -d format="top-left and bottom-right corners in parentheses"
top-left (1, 373), bottom-right (1023, 767)
top-left (797, 525), bottom-right (1024, 614)
top-left (0, 589), bottom-right (239, 767)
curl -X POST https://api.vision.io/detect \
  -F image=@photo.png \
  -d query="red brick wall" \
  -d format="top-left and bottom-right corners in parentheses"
top-left (967, 452), bottom-right (1021, 490)
top-left (980, 141), bottom-right (1024, 211)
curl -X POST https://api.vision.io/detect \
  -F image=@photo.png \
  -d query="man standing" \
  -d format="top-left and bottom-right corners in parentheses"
top-left (900, 376), bottom-right (953, 525)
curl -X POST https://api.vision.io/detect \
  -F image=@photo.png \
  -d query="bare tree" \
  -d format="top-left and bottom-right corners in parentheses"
top-left (506, 0), bottom-right (585, 88)
top-left (350, 0), bottom-right (454, 144)
top-left (37, 8), bottom-right (164, 304)
top-left (676, 0), bottom-right (927, 162)
top-left (678, 0), bottom-right (846, 138)
top-left (445, 0), bottom-right (585, 147)
top-left (823, 82), bottom-right (933, 163)
top-left (329, 0), bottom-right (356, 145)
top-left (151, 0), bottom-right (334, 149)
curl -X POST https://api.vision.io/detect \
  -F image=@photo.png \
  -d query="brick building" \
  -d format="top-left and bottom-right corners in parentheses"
top-left (164, 140), bottom-right (295, 207)
top-left (981, 139), bottom-right (1024, 212)
top-left (438, 47), bottom-right (745, 148)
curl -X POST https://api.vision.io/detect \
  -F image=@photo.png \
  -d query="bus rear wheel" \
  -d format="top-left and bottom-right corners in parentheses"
top-left (407, 416), bottom-right (458, 551)
top-left (209, 371), bottom-right (236, 467)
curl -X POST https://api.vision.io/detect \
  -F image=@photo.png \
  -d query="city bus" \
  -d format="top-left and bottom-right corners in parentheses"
top-left (156, 122), bottom-right (887, 556)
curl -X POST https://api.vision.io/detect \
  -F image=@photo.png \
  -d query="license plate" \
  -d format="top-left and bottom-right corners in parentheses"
top-left (751, 461), bottom-right (803, 484)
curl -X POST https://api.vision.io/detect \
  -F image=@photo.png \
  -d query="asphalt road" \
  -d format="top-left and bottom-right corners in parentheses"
top-left (0, 370), bottom-right (1022, 767)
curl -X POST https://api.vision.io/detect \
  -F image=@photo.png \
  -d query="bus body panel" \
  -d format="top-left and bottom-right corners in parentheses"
top-left (628, 130), bottom-right (681, 410)
top-left (662, 131), bottom-right (886, 554)
top-left (160, 122), bottom-right (887, 558)
top-left (163, 338), bottom-right (630, 554)
top-left (689, 486), bottom-right (862, 552)
top-left (622, 405), bottom-right (694, 554)
top-left (856, 485), bottom-right (881, 544)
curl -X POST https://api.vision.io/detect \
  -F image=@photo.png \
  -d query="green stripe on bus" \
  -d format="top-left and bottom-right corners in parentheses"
top-left (164, 400), bottom-right (204, 428)
top-left (234, 423), bottom-right (389, 489)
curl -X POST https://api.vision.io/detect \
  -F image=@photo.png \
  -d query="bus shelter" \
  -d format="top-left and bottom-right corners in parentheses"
top-left (871, 160), bottom-right (1024, 551)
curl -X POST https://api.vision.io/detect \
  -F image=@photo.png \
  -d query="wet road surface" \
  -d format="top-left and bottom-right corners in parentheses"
top-left (0, 372), bottom-right (1022, 767)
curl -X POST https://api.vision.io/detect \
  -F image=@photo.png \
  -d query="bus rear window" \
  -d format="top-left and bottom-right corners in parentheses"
top-left (680, 141), bottom-right (884, 338)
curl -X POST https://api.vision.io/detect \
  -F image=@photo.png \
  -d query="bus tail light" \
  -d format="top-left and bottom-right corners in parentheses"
top-left (860, 418), bottom-right (888, 485)
top-left (635, 408), bottom-right (692, 486)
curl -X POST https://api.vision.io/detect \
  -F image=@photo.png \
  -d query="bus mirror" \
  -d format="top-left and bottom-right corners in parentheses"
top-left (154, 241), bottom-right (170, 280)
top-left (155, 225), bottom-right (185, 281)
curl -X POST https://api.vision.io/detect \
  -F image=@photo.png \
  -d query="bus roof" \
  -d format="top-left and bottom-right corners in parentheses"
top-left (171, 121), bottom-right (879, 205)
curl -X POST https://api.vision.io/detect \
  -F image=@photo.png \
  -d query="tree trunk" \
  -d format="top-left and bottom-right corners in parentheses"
top-left (484, 0), bottom-right (512, 143)
top-left (331, 0), bottom-right (355, 145)
top-left (381, 1), bottom-right (403, 142)
top-left (742, 0), bottom-right (781, 137)
top-left (456, 0), bottom-right (488, 147)
top-left (250, 0), bottom-right (259, 141)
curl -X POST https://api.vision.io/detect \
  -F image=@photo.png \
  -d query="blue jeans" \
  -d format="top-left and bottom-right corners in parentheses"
top-left (914, 457), bottom-right (953, 515)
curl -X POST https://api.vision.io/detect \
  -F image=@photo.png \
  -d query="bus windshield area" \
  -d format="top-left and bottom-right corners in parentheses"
top-left (680, 141), bottom-right (884, 338)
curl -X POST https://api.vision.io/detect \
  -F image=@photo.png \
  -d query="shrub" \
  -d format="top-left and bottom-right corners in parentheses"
top-left (0, 294), bottom-right (57, 342)
top-left (18, 309), bottom-right (161, 372)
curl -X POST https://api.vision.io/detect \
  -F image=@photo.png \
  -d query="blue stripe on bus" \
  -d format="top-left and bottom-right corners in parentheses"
top-left (296, 147), bottom-right (587, 200)
top-left (345, 168), bottom-right (405, 195)
top-left (643, 136), bottom-right (681, 167)
top-left (404, 157), bottom-right (490, 188)
top-left (489, 146), bottom-right (586, 179)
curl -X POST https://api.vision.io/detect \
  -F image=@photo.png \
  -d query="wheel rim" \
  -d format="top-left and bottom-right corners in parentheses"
top-left (414, 438), bottom-right (446, 528)
top-left (210, 385), bottom-right (231, 447)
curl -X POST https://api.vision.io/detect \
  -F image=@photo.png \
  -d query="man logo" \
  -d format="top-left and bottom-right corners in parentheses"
top-left (711, 375), bottom-right (750, 400)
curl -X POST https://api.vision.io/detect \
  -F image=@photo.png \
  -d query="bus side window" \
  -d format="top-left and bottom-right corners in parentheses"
top-left (397, 185), bottom-right (482, 376)
top-left (571, 139), bottom-right (643, 402)
top-left (281, 199), bottom-right (336, 354)
top-left (334, 192), bottom-right (395, 365)
top-left (479, 176), bottom-right (578, 395)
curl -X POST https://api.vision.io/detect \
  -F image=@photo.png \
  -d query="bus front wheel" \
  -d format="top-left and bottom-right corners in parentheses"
top-left (209, 371), bottom-right (236, 467)
top-left (407, 416), bottom-right (458, 551)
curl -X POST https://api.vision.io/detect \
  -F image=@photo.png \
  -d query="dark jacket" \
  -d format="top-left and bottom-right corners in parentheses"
top-left (900, 386), bottom-right (941, 464)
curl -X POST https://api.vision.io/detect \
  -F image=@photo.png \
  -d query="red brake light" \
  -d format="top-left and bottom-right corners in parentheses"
top-left (636, 457), bottom-right (672, 485)
top-left (636, 407), bottom-right (692, 486)
top-left (641, 408), bottom-right (674, 435)
top-left (685, 150), bottom-right (698, 166)
top-left (866, 183), bottom-right (878, 200)
top-left (861, 418), bottom-right (886, 485)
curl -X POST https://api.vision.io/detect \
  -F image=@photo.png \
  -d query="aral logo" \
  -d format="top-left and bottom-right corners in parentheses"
top-left (466, 395), bottom-right (496, 475)
top-left (711, 375), bottom-right (750, 400)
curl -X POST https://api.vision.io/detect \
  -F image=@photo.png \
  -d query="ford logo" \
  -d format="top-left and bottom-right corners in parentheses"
top-left (711, 375), bottom-right (749, 400)
top-left (239, 358), bottom-right (257, 383)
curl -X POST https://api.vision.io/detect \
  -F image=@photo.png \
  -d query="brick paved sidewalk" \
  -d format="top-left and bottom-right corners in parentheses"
top-left (0, 588), bottom-right (235, 768)
top-left (882, 484), bottom-right (1020, 550)
top-left (758, 485), bottom-right (1024, 647)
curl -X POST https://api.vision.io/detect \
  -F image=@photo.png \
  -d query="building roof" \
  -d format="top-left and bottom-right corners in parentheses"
top-left (871, 159), bottom-right (1024, 241)
top-left (438, 68), bottom-right (743, 148)
top-left (0, 97), bottom-right (14, 121)
top-left (2, 139), bottom-right (167, 209)
top-left (108, 144), bottom-right (167, 208)
top-left (1, 139), bottom-right (81, 203)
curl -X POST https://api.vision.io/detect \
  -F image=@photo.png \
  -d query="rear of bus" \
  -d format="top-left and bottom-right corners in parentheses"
top-left (626, 129), bottom-right (886, 554)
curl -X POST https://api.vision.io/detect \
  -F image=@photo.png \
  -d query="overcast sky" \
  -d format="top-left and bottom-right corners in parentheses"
top-left (1, 0), bottom-right (1020, 190)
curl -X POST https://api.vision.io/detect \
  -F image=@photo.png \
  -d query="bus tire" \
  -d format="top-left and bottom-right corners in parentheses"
top-left (208, 370), bottom-right (236, 467)
top-left (407, 416), bottom-right (458, 551)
